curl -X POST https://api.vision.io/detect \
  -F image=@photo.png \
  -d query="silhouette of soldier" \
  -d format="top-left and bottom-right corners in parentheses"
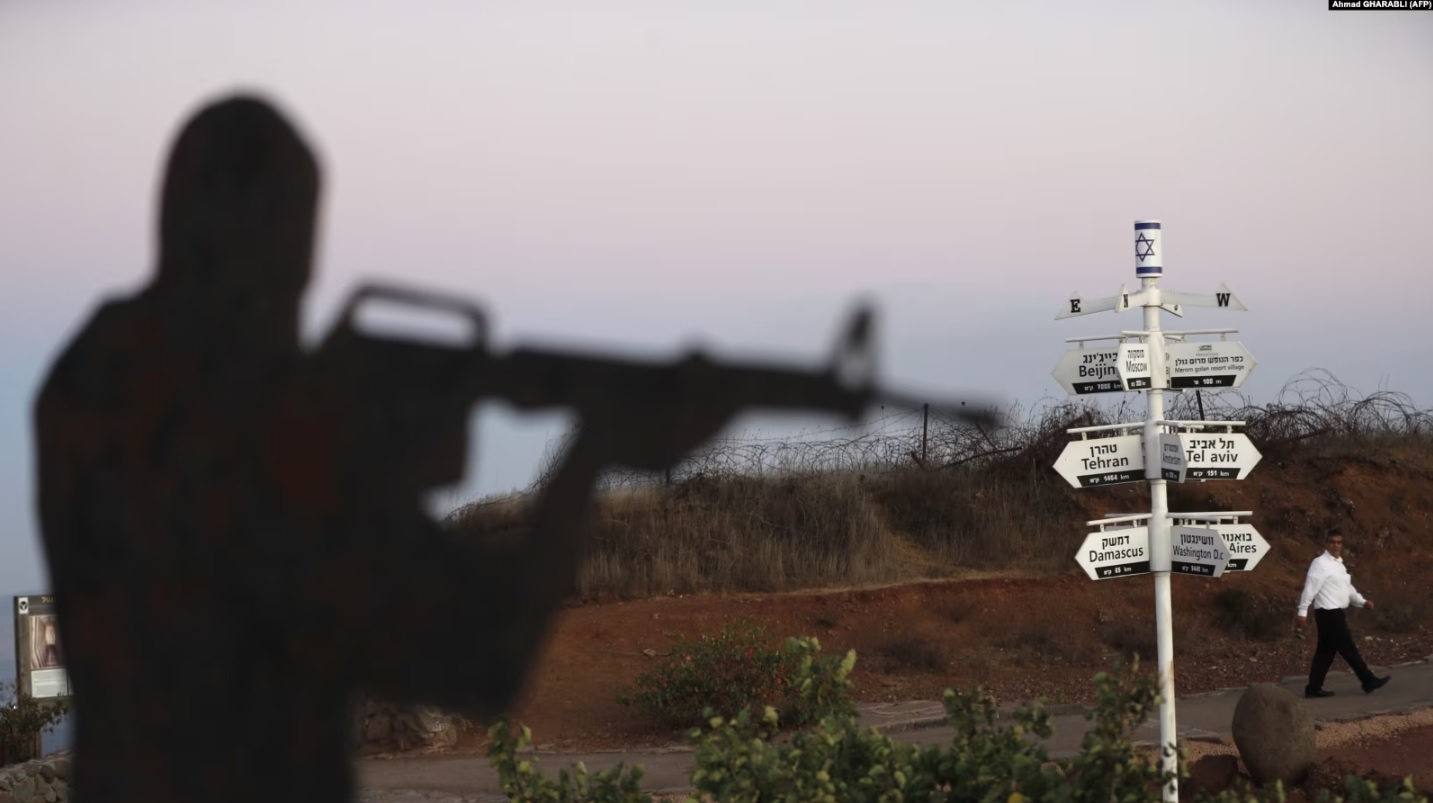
top-left (35, 92), bottom-right (993, 803)
top-left (29, 91), bottom-right (807, 803)
top-left (35, 94), bottom-right (337, 802)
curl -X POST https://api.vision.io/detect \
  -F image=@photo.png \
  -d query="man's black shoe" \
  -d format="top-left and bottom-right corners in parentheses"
top-left (1305, 688), bottom-right (1335, 698)
top-left (1363, 676), bottom-right (1390, 694)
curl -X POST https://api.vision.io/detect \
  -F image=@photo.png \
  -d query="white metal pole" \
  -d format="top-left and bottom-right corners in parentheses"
top-left (1136, 219), bottom-right (1178, 803)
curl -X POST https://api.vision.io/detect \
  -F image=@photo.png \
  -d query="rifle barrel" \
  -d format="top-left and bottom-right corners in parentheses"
top-left (479, 348), bottom-right (1000, 429)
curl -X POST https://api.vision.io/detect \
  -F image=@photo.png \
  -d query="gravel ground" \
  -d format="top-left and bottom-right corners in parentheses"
top-left (1178, 707), bottom-right (1433, 762)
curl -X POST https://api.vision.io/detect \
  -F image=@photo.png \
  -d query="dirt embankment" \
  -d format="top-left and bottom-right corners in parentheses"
top-left (414, 396), bottom-right (1433, 794)
top-left (449, 438), bottom-right (1432, 752)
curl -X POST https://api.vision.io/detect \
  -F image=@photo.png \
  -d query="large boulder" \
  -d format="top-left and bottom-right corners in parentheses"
top-left (1230, 683), bottom-right (1315, 786)
top-left (353, 697), bottom-right (468, 755)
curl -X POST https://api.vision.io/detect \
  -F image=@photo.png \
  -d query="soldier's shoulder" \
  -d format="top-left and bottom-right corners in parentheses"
top-left (59, 292), bottom-right (150, 346)
top-left (36, 293), bottom-right (154, 398)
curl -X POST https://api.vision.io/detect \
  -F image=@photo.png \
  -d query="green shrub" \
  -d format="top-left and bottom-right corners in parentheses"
top-left (487, 719), bottom-right (652, 803)
top-left (0, 682), bottom-right (68, 768)
top-left (684, 656), bottom-right (1172, 803)
top-left (492, 649), bottom-right (1428, 803)
top-left (620, 619), bottom-right (856, 731)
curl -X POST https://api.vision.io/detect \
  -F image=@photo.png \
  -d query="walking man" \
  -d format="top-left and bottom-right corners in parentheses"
top-left (1297, 528), bottom-right (1390, 698)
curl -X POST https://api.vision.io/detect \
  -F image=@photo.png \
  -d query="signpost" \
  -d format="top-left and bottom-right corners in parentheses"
top-left (1159, 423), bottom-right (1263, 481)
top-left (12, 595), bottom-right (70, 701)
top-left (1171, 512), bottom-right (1270, 572)
top-left (1057, 286), bottom-right (1186, 319)
top-left (1051, 346), bottom-right (1128, 395)
top-left (1160, 283), bottom-right (1246, 313)
top-left (1164, 340), bottom-right (1257, 389)
top-left (12, 594), bottom-right (71, 760)
top-left (1053, 424), bottom-right (1146, 488)
top-left (1076, 515), bottom-right (1152, 580)
top-left (1116, 342), bottom-right (1152, 391)
top-left (1170, 525), bottom-right (1230, 577)
top-left (1051, 220), bottom-right (1266, 803)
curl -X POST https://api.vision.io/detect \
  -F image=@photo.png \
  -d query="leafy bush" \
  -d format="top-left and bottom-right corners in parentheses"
top-left (487, 719), bottom-right (652, 803)
top-left (0, 682), bottom-right (68, 768)
top-left (492, 649), bottom-right (1428, 803)
top-left (684, 656), bottom-right (1173, 803)
top-left (620, 619), bottom-right (856, 731)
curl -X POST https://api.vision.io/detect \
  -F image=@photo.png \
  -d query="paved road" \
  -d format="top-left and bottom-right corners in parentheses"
top-left (357, 658), bottom-right (1433, 802)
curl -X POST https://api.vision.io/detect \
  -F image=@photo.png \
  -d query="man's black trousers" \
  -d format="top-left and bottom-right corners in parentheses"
top-left (1307, 607), bottom-right (1376, 692)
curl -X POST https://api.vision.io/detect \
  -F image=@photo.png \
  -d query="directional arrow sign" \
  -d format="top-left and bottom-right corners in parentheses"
top-left (1214, 522), bottom-right (1270, 572)
top-left (1076, 526), bottom-right (1151, 580)
top-left (1116, 342), bottom-right (1153, 391)
top-left (1051, 347), bottom-right (1127, 395)
top-left (1160, 431), bottom-right (1262, 481)
top-left (1158, 435), bottom-right (1187, 482)
top-left (1161, 283), bottom-right (1246, 312)
top-left (1054, 434), bottom-right (1145, 488)
top-left (1056, 287), bottom-right (1127, 320)
top-left (1164, 341), bottom-right (1257, 389)
top-left (1171, 520), bottom-right (1271, 572)
top-left (1170, 525), bottom-right (1230, 577)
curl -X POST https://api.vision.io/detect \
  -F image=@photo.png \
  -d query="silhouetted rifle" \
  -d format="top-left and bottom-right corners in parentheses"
top-left (316, 283), bottom-right (1002, 481)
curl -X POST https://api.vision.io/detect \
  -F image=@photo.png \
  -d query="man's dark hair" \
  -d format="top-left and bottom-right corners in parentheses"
top-left (1326, 527), bottom-right (1344, 542)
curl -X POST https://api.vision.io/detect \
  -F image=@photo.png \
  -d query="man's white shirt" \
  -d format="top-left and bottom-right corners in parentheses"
top-left (1298, 550), bottom-right (1368, 617)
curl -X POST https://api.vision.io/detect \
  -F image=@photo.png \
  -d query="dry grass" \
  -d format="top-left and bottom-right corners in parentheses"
top-left (1212, 587), bottom-right (1288, 642)
top-left (445, 371), bottom-right (1433, 601)
top-left (1101, 621), bottom-right (1158, 663)
top-left (872, 636), bottom-right (947, 674)
top-left (1369, 588), bottom-right (1433, 635)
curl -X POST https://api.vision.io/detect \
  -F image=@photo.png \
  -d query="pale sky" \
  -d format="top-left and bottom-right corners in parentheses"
top-left (2, 0), bottom-right (1431, 601)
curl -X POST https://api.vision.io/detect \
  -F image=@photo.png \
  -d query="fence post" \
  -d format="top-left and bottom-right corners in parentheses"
top-left (921, 403), bottom-right (929, 463)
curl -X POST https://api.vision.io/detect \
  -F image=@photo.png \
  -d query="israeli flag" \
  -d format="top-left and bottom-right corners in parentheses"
top-left (1134, 220), bottom-right (1162, 277)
